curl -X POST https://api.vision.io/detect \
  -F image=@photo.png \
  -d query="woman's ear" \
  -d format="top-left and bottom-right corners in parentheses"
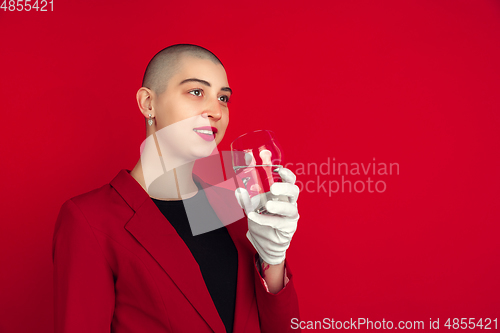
top-left (136, 87), bottom-right (155, 118)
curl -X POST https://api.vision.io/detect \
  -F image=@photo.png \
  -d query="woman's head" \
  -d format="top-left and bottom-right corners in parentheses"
top-left (137, 44), bottom-right (231, 159)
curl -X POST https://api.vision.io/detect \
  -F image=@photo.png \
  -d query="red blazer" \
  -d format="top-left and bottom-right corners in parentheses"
top-left (52, 169), bottom-right (300, 332)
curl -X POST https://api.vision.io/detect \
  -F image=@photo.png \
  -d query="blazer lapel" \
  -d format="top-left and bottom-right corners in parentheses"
top-left (110, 169), bottom-right (226, 333)
top-left (199, 178), bottom-right (257, 333)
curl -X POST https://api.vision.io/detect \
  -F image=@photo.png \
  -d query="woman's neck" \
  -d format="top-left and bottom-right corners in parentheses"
top-left (130, 159), bottom-right (198, 201)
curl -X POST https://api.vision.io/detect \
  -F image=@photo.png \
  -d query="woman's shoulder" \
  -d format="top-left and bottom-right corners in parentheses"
top-left (57, 169), bottom-right (138, 230)
top-left (68, 182), bottom-right (123, 211)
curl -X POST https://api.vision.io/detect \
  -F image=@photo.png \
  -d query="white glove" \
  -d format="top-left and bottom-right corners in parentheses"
top-left (235, 168), bottom-right (300, 265)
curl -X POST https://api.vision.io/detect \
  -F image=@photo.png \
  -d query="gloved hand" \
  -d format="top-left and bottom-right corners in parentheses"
top-left (235, 168), bottom-right (300, 265)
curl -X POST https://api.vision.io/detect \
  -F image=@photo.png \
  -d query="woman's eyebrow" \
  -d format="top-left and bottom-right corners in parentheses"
top-left (179, 78), bottom-right (232, 95)
top-left (179, 78), bottom-right (210, 86)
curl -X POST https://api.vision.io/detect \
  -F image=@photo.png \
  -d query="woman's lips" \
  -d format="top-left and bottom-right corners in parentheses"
top-left (193, 126), bottom-right (217, 142)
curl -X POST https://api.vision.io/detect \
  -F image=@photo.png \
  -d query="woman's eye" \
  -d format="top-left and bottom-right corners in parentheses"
top-left (189, 89), bottom-right (203, 97)
top-left (218, 95), bottom-right (229, 103)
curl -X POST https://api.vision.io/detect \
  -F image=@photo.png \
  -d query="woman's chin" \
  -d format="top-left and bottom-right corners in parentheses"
top-left (189, 145), bottom-right (218, 160)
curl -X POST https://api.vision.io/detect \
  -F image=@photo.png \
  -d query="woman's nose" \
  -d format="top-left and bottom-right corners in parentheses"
top-left (203, 98), bottom-right (222, 120)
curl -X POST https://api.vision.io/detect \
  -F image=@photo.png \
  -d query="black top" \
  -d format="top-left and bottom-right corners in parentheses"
top-left (152, 189), bottom-right (238, 333)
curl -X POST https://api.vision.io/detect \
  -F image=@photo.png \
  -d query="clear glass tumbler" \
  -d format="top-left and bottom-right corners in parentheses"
top-left (231, 130), bottom-right (287, 215)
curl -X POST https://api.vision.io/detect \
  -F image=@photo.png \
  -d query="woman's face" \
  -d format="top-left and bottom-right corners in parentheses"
top-left (152, 56), bottom-right (231, 160)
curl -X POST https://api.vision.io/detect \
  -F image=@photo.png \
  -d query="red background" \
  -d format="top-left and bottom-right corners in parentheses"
top-left (1, 0), bottom-right (499, 331)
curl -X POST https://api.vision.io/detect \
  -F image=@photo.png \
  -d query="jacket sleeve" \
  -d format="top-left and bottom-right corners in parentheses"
top-left (52, 199), bottom-right (115, 333)
top-left (253, 254), bottom-right (301, 332)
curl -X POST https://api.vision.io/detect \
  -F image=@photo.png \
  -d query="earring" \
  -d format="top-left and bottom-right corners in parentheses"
top-left (148, 114), bottom-right (153, 126)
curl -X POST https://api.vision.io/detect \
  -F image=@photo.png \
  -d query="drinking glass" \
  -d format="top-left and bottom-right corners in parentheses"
top-left (231, 130), bottom-right (287, 215)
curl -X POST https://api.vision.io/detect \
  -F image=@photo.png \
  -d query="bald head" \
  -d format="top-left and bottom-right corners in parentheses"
top-left (142, 44), bottom-right (224, 96)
